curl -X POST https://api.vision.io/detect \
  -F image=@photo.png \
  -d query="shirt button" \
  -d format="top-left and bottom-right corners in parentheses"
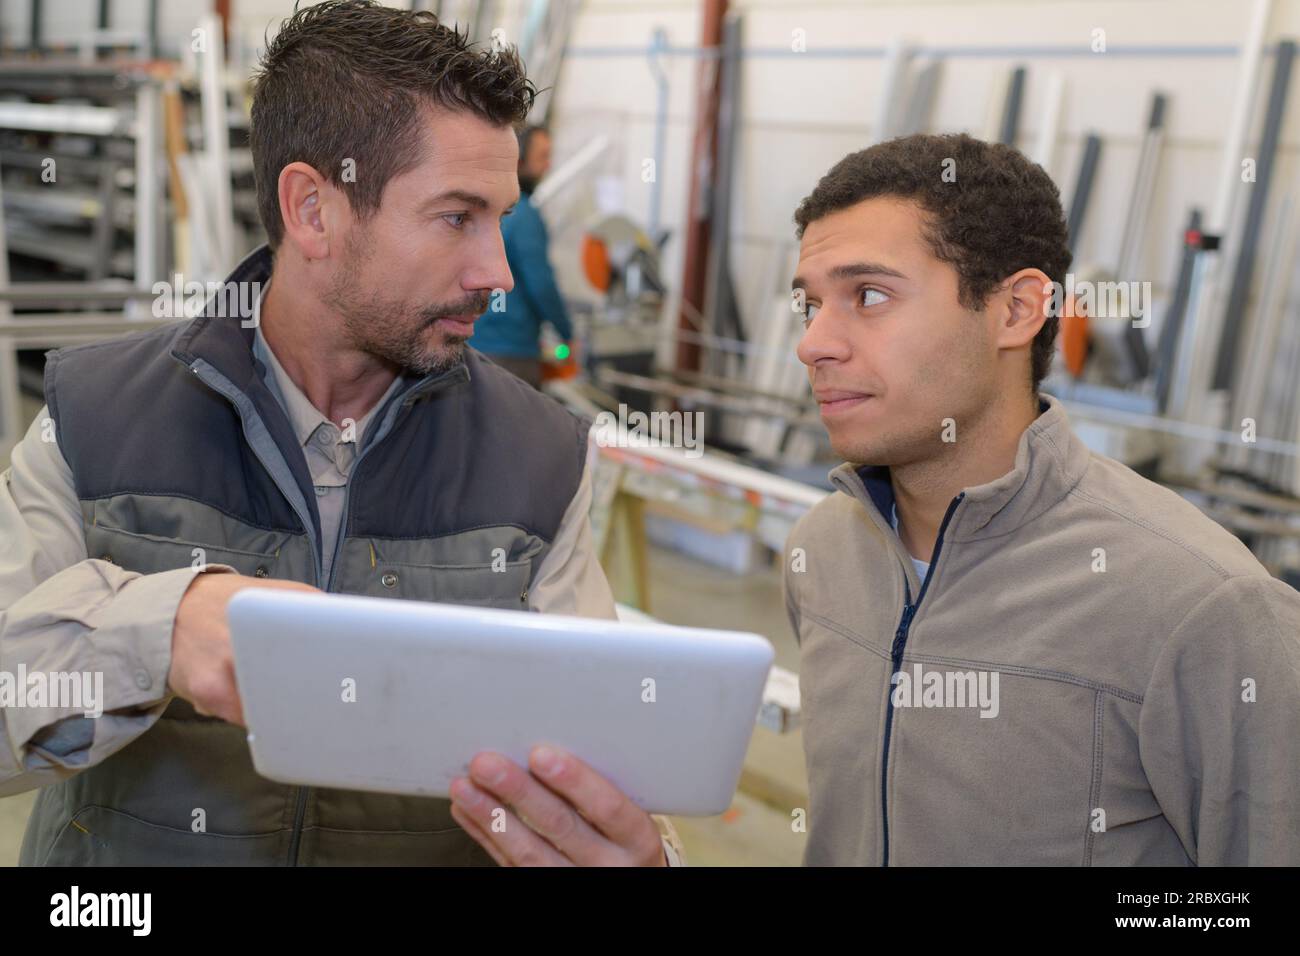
top-left (135, 671), bottom-right (151, 690)
top-left (315, 486), bottom-right (328, 497)
top-left (316, 429), bottom-right (333, 446)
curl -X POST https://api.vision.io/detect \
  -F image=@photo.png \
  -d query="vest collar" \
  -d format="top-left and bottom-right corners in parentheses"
top-left (829, 393), bottom-right (1092, 544)
top-left (169, 243), bottom-right (472, 403)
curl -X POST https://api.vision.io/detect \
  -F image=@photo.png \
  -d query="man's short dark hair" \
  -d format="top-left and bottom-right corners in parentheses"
top-left (793, 133), bottom-right (1072, 390)
top-left (250, 0), bottom-right (537, 249)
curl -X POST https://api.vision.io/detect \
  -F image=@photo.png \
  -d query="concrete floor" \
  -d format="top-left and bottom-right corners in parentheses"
top-left (0, 390), bottom-right (807, 866)
top-left (642, 542), bottom-right (808, 866)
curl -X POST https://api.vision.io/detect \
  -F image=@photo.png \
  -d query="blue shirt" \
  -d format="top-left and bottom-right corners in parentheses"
top-left (470, 192), bottom-right (573, 358)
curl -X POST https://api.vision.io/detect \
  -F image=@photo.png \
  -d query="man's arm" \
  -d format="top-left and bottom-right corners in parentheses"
top-left (526, 424), bottom-right (616, 620)
top-left (1139, 574), bottom-right (1300, 865)
top-left (511, 204), bottom-right (574, 342)
top-left (0, 407), bottom-right (227, 795)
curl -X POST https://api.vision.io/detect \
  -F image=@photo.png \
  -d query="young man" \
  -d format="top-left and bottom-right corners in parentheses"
top-left (470, 125), bottom-right (574, 388)
top-left (785, 132), bottom-right (1300, 865)
top-left (1, 1), bottom-right (668, 867)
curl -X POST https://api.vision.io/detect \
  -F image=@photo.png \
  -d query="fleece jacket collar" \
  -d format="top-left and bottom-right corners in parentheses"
top-left (827, 393), bottom-right (1093, 548)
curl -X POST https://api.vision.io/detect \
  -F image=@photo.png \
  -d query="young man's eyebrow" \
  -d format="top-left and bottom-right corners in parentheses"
top-left (792, 261), bottom-right (909, 291)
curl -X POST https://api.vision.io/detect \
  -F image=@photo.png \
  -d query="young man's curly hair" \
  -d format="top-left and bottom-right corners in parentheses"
top-left (250, 0), bottom-right (538, 249)
top-left (794, 133), bottom-right (1072, 391)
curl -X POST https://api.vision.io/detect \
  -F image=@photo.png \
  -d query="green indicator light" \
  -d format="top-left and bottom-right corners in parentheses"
top-left (554, 344), bottom-right (571, 360)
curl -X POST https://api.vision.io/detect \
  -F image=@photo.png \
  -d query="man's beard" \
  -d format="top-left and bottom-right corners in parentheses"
top-left (325, 238), bottom-right (488, 376)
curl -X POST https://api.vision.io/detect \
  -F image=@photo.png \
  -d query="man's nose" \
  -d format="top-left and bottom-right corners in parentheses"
top-left (468, 228), bottom-right (514, 300)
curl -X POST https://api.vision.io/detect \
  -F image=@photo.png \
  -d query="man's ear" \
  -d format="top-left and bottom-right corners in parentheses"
top-left (996, 268), bottom-right (1053, 351)
top-left (277, 162), bottom-right (335, 261)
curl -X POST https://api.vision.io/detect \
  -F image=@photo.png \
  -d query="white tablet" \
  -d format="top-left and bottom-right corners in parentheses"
top-left (227, 589), bottom-right (774, 816)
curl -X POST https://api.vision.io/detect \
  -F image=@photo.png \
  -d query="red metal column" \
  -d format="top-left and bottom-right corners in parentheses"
top-left (674, 0), bottom-right (728, 375)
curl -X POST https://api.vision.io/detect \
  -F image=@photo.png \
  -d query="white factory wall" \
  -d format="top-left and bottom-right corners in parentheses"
top-left (547, 0), bottom-right (1300, 357)
top-left (8, 1), bottom-right (1300, 348)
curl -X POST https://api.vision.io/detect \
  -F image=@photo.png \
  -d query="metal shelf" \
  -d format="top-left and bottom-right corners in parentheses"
top-left (5, 224), bottom-right (132, 275)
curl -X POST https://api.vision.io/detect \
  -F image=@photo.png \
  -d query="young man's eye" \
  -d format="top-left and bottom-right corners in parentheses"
top-left (443, 213), bottom-right (467, 228)
top-left (802, 302), bottom-right (821, 328)
top-left (860, 288), bottom-right (889, 307)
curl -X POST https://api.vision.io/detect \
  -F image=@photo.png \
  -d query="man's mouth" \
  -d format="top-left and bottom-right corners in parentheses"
top-left (431, 314), bottom-right (478, 337)
top-left (814, 389), bottom-right (874, 415)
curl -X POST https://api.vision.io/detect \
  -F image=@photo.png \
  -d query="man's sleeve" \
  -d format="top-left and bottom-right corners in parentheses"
top-left (526, 424), bottom-right (616, 620)
top-left (1, 406), bottom-right (233, 796)
top-left (1138, 573), bottom-right (1300, 865)
top-left (512, 206), bottom-right (573, 342)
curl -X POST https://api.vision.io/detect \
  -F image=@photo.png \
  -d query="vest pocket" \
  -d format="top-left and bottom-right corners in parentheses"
top-left (39, 805), bottom-right (288, 866)
top-left (335, 533), bottom-right (543, 609)
top-left (84, 523), bottom-right (290, 579)
top-left (359, 559), bottom-right (533, 609)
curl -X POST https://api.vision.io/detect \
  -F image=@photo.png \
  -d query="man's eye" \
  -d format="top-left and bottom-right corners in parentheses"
top-left (443, 213), bottom-right (467, 228)
top-left (860, 288), bottom-right (889, 307)
top-left (802, 302), bottom-right (820, 327)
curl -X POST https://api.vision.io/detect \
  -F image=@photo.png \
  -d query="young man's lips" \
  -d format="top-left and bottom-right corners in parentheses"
top-left (815, 391), bottom-right (873, 414)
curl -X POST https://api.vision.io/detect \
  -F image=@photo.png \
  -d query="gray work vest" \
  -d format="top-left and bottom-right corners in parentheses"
top-left (21, 246), bottom-right (589, 865)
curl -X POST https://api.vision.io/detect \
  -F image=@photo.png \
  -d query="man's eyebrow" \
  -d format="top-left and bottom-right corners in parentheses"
top-left (421, 189), bottom-right (491, 211)
top-left (791, 261), bottom-right (909, 291)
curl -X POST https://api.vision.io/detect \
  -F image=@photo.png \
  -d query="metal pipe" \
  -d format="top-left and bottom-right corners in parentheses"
top-left (146, 0), bottom-right (159, 59)
top-left (1154, 210), bottom-right (1204, 413)
top-left (998, 65), bottom-right (1026, 145)
top-left (874, 36), bottom-right (913, 141)
top-left (1031, 71), bottom-right (1064, 173)
top-left (1214, 38), bottom-right (1295, 389)
top-left (198, 12), bottom-right (235, 277)
top-left (1169, 0), bottom-right (1273, 442)
top-left (1066, 134), bottom-right (1102, 253)
top-left (0, 284), bottom-right (157, 305)
top-left (134, 81), bottom-right (162, 287)
top-left (646, 28), bottom-right (670, 240)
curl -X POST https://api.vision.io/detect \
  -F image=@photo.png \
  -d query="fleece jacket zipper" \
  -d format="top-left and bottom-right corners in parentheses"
top-left (879, 491), bottom-right (964, 867)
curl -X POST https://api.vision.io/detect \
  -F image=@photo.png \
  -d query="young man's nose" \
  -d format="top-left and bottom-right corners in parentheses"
top-left (796, 308), bottom-right (852, 367)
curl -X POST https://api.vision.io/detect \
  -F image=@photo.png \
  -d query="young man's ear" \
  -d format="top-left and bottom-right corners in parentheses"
top-left (996, 268), bottom-right (1054, 350)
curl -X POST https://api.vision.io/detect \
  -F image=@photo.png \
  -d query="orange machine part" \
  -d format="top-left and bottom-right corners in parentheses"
top-left (1061, 307), bottom-right (1089, 379)
top-left (540, 356), bottom-right (579, 382)
top-left (581, 234), bottom-right (613, 292)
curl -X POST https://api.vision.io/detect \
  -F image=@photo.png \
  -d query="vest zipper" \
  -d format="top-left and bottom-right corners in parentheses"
top-left (193, 357), bottom-right (463, 867)
top-left (879, 491), bottom-right (964, 867)
top-left (287, 385), bottom-right (444, 866)
top-left (189, 361), bottom-right (324, 866)
top-left (188, 362), bottom-right (323, 586)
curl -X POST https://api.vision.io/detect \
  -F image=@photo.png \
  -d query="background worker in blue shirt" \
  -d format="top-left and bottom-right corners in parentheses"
top-left (471, 125), bottom-right (573, 388)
